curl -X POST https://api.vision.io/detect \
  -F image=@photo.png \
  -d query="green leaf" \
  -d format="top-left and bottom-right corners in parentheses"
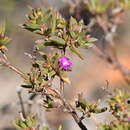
top-left (32, 114), bottom-right (38, 126)
top-left (90, 102), bottom-right (99, 111)
top-left (94, 107), bottom-right (107, 114)
top-left (43, 126), bottom-right (48, 130)
top-left (70, 31), bottom-right (77, 39)
top-left (0, 36), bottom-right (11, 45)
top-left (12, 122), bottom-right (22, 130)
top-left (71, 44), bottom-right (84, 59)
top-left (26, 118), bottom-right (33, 127)
top-left (41, 69), bottom-right (49, 75)
top-left (40, 81), bottom-right (49, 87)
top-left (58, 125), bottom-right (62, 130)
top-left (37, 40), bottom-right (65, 48)
top-left (19, 121), bottom-right (27, 128)
top-left (37, 60), bottom-right (44, 67)
top-left (91, 0), bottom-right (97, 9)
top-left (39, 52), bottom-right (48, 60)
top-left (50, 36), bottom-right (66, 45)
top-left (85, 43), bottom-right (94, 48)
top-left (41, 9), bottom-right (52, 23)
top-left (0, 21), bottom-right (5, 36)
top-left (88, 37), bottom-right (97, 43)
top-left (0, 22), bottom-right (12, 50)
top-left (70, 17), bottom-right (77, 30)
top-left (24, 23), bottom-right (40, 31)
top-left (79, 99), bottom-right (90, 111)
top-left (23, 74), bottom-right (30, 81)
top-left (51, 13), bottom-right (56, 35)
top-left (49, 70), bottom-right (56, 77)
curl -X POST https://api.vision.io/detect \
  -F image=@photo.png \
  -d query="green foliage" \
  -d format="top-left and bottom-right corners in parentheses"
top-left (117, 0), bottom-right (130, 9)
top-left (13, 113), bottom-right (39, 130)
top-left (85, 0), bottom-right (130, 30)
top-left (99, 89), bottom-right (130, 130)
top-left (42, 96), bottom-right (58, 109)
top-left (22, 7), bottom-right (96, 59)
top-left (76, 97), bottom-right (107, 117)
top-left (0, 21), bottom-right (11, 50)
top-left (86, 0), bottom-right (130, 15)
top-left (22, 52), bottom-right (71, 92)
top-left (99, 120), bottom-right (130, 130)
top-left (13, 113), bottom-right (62, 130)
top-left (86, 0), bottom-right (110, 15)
top-left (0, 1), bottom-right (130, 130)
top-left (108, 89), bottom-right (130, 120)
top-left (58, 125), bottom-right (62, 130)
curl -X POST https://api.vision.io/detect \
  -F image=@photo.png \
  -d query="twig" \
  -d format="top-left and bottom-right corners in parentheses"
top-left (60, 79), bottom-right (64, 95)
top-left (6, 63), bottom-right (25, 78)
top-left (79, 111), bottom-right (89, 121)
top-left (92, 45), bottom-right (130, 84)
top-left (0, 51), bottom-right (25, 78)
top-left (57, 81), bottom-right (88, 130)
top-left (43, 83), bottom-right (88, 130)
top-left (92, 14), bottom-right (130, 84)
top-left (59, 96), bottom-right (88, 130)
top-left (17, 87), bottom-right (26, 119)
top-left (27, 93), bottom-right (37, 113)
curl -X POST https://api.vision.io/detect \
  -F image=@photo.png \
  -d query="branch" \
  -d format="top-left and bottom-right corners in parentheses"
top-left (60, 79), bottom-right (64, 95)
top-left (58, 81), bottom-right (88, 130)
top-left (43, 83), bottom-right (88, 130)
top-left (0, 51), bottom-right (25, 78)
top-left (60, 96), bottom-right (88, 130)
top-left (92, 45), bottom-right (130, 84)
top-left (17, 87), bottom-right (26, 118)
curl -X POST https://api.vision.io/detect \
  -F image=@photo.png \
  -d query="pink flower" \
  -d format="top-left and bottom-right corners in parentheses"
top-left (128, 116), bottom-right (130, 122)
top-left (58, 56), bottom-right (72, 70)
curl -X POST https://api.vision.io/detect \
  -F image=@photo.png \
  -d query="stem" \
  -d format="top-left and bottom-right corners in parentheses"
top-left (7, 63), bottom-right (25, 78)
top-left (27, 93), bottom-right (37, 113)
top-left (17, 87), bottom-right (26, 118)
top-left (58, 80), bottom-right (88, 130)
top-left (45, 83), bottom-right (88, 130)
top-left (60, 79), bottom-right (64, 95)
top-left (1, 62), bottom-right (25, 78)
top-left (0, 51), bottom-right (25, 78)
top-left (60, 96), bottom-right (88, 130)
top-left (92, 45), bottom-right (130, 84)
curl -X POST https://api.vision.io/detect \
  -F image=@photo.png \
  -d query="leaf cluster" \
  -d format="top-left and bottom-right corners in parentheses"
top-left (13, 113), bottom-right (39, 130)
top-left (13, 113), bottom-right (62, 130)
top-left (86, 0), bottom-right (130, 15)
top-left (108, 89), bottom-right (130, 120)
top-left (22, 52), bottom-right (70, 92)
top-left (99, 89), bottom-right (130, 130)
top-left (22, 7), bottom-right (97, 59)
top-left (99, 120), bottom-right (130, 130)
top-left (76, 95), bottom-right (107, 118)
top-left (0, 22), bottom-right (11, 51)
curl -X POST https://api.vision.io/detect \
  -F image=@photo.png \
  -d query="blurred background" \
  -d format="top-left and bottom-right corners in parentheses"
top-left (0, 0), bottom-right (130, 130)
